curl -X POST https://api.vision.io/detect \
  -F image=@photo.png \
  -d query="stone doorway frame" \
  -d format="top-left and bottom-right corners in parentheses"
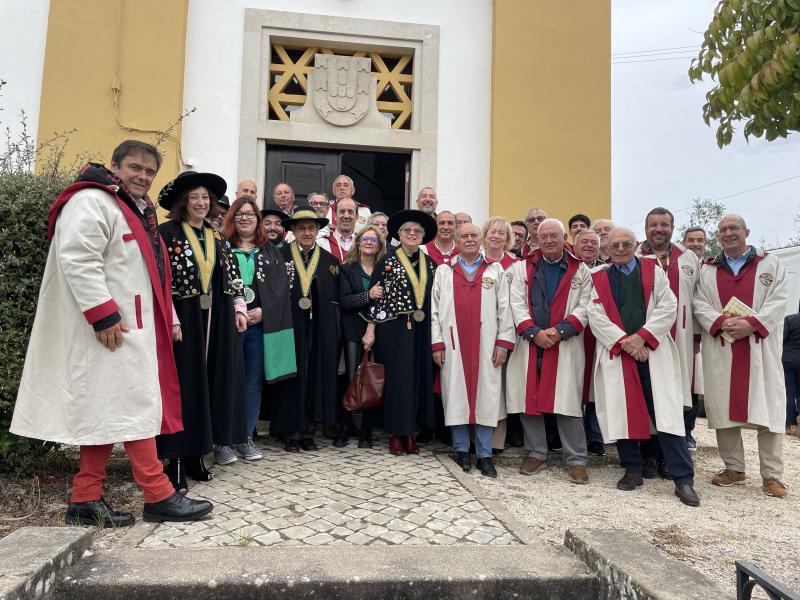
top-left (239, 9), bottom-right (440, 207)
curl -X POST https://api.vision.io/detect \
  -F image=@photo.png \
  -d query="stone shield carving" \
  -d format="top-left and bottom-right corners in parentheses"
top-left (312, 54), bottom-right (371, 126)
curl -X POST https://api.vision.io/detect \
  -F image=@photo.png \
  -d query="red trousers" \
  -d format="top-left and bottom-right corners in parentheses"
top-left (71, 437), bottom-right (174, 504)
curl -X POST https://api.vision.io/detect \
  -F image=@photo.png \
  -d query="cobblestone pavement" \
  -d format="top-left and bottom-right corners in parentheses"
top-left (131, 435), bottom-right (520, 548)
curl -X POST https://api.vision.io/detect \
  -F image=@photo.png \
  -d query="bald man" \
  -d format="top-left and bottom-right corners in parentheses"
top-left (236, 179), bottom-right (257, 199)
top-left (327, 175), bottom-right (371, 233)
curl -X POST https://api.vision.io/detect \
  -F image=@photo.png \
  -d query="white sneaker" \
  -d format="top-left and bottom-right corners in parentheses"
top-left (213, 444), bottom-right (238, 465)
top-left (236, 438), bottom-right (263, 461)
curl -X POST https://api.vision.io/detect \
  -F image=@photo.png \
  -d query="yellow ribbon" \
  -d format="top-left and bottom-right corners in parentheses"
top-left (181, 222), bottom-right (216, 294)
top-left (395, 247), bottom-right (428, 310)
top-left (290, 241), bottom-right (321, 299)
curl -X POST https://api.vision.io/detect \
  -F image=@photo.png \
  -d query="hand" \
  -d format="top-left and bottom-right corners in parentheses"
top-left (722, 317), bottom-right (755, 340)
top-left (369, 284), bottom-right (384, 299)
top-left (247, 307), bottom-right (262, 325)
top-left (633, 347), bottom-right (649, 362)
top-left (95, 321), bottom-right (129, 351)
top-left (492, 347), bottom-right (507, 367)
top-left (235, 312), bottom-right (248, 333)
top-left (620, 333), bottom-right (646, 356)
top-left (172, 324), bottom-right (182, 342)
top-left (433, 349), bottom-right (445, 367)
top-left (362, 329), bottom-right (375, 351)
top-left (544, 327), bottom-right (562, 343)
top-left (534, 330), bottom-right (555, 349)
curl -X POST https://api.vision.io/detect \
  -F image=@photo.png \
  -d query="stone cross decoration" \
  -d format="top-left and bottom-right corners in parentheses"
top-left (291, 54), bottom-right (390, 129)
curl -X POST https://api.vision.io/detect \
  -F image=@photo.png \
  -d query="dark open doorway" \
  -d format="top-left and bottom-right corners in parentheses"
top-left (265, 145), bottom-right (409, 216)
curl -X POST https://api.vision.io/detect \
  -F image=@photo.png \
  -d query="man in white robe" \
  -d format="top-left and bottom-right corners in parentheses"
top-left (432, 223), bottom-right (515, 477)
top-left (506, 219), bottom-right (592, 485)
top-left (693, 214), bottom-right (788, 498)
top-left (588, 227), bottom-right (699, 506)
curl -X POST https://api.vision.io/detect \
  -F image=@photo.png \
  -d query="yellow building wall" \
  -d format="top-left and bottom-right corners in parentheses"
top-left (36, 0), bottom-right (189, 200)
top-left (490, 0), bottom-right (611, 225)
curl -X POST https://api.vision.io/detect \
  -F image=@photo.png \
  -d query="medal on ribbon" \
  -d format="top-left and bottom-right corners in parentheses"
top-left (395, 248), bottom-right (428, 321)
top-left (182, 223), bottom-right (216, 308)
top-left (290, 241), bottom-right (320, 310)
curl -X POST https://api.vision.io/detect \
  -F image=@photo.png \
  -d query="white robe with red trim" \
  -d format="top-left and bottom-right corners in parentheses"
top-left (431, 261), bottom-right (515, 427)
top-left (636, 243), bottom-right (700, 408)
top-left (505, 254), bottom-right (591, 418)
top-left (11, 186), bottom-right (180, 445)
top-left (693, 250), bottom-right (787, 433)
top-left (588, 261), bottom-right (684, 441)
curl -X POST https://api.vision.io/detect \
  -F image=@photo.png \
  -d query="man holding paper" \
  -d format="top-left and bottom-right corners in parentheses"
top-left (693, 214), bottom-right (789, 498)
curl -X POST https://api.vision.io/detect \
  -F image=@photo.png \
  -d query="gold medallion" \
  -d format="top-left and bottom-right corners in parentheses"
top-left (200, 294), bottom-right (212, 310)
top-left (299, 297), bottom-right (312, 310)
top-left (413, 309), bottom-right (425, 322)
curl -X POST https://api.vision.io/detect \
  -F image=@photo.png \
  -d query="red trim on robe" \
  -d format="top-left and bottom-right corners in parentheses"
top-left (566, 314), bottom-right (584, 334)
top-left (640, 245), bottom-right (682, 339)
top-left (713, 257), bottom-right (761, 423)
top-left (450, 261), bottom-right (489, 424)
top-left (516, 319), bottom-right (534, 334)
top-left (47, 181), bottom-right (183, 435)
top-left (523, 251), bottom-right (580, 415)
top-left (486, 252), bottom-right (516, 269)
top-left (424, 241), bottom-right (459, 266)
top-left (495, 339), bottom-right (515, 351)
top-left (83, 298), bottom-right (120, 325)
top-left (710, 314), bottom-right (727, 337)
top-left (637, 327), bottom-right (660, 350)
top-left (590, 266), bottom-right (652, 439)
top-left (582, 326), bottom-right (596, 404)
top-left (324, 235), bottom-right (345, 263)
top-left (745, 315), bottom-right (769, 339)
top-left (432, 341), bottom-right (446, 352)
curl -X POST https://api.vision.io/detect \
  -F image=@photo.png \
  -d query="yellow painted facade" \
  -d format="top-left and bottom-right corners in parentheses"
top-left (36, 0), bottom-right (189, 197)
top-left (490, 0), bottom-right (611, 224)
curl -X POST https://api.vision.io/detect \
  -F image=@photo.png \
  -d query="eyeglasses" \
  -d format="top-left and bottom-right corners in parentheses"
top-left (609, 241), bottom-right (635, 250)
top-left (234, 212), bottom-right (257, 220)
top-left (400, 227), bottom-right (423, 235)
top-left (309, 201), bottom-right (329, 208)
top-left (538, 233), bottom-right (563, 241)
top-left (525, 216), bottom-right (546, 223)
top-left (360, 236), bottom-right (379, 243)
top-left (718, 225), bottom-right (743, 233)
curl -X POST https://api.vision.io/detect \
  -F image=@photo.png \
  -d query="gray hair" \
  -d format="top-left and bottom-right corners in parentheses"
top-left (537, 218), bottom-right (565, 235)
top-left (719, 214), bottom-right (747, 228)
top-left (592, 219), bottom-right (614, 231)
top-left (454, 222), bottom-right (481, 240)
top-left (333, 174), bottom-right (354, 187)
top-left (574, 229), bottom-right (600, 244)
top-left (608, 226), bottom-right (637, 242)
top-left (367, 211), bottom-right (388, 223)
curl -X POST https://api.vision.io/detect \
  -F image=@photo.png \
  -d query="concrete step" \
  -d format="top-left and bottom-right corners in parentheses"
top-left (55, 544), bottom-right (598, 599)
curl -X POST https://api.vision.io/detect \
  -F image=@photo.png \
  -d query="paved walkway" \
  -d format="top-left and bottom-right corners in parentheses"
top-left (124, 435), bottom-right (521, 549)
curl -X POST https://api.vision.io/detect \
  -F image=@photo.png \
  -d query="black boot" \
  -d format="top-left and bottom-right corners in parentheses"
top-left (184, 456), bottom-right (213, 482)
top-left (142, 492), bottom-right (213, 523)
top-left (164, 459), bottom-right (188, 494)
top-left (333, 426), bottom-right (349, 448)
top-left (358, 428), bottom-right (373, 449)
top-left (65, 498), bottom-right (135, 527)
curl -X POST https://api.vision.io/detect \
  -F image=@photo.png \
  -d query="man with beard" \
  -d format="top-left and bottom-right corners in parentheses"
top-left (416, 186), bottom-right (438, 215)
top-left (261, 203), bottom-right (288, 247)
top-left (510, 220), bottom-right (528, 257)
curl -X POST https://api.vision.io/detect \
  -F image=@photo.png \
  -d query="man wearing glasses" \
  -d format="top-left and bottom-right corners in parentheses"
top-left (510, 220), bottom-right (528, 257)
top-left (520, 208), bottom-right (547, 258)
top-left (588, 227), bottom-right (699, 506)
top-left (693, 215), bottom-right (789, 498)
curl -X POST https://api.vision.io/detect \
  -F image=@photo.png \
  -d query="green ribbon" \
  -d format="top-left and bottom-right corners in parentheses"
top-left (232, 247), bottom-right (259, 286)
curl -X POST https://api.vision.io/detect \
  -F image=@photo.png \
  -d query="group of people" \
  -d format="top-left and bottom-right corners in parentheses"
top-left (9, 139), bottom-right (792, 528)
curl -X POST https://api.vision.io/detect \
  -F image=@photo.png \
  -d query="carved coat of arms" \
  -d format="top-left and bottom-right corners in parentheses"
top-left (312, 55), bottom-right (372, 126)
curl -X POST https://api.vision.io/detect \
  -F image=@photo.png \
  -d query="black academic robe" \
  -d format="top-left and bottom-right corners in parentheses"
top-left (269, 242), bottom-right (340, 434)
top-left (364, 248), bottom-right (435, 435)
top-left (156, 219), bottom-right (247, 458)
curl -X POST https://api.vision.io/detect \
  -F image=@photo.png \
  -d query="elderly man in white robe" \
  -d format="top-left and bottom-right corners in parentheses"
top-left (506, 218), bottom-right (592, 485)
top-left (432, 223), bottom-right (515, 478)
top-left (588, 227), bottom-right (699, 506)
top-left (693, 214), bottom-right (789, 498)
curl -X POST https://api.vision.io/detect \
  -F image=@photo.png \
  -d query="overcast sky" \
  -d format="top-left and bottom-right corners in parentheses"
top-left (612, 0), bottom-right (800, 248)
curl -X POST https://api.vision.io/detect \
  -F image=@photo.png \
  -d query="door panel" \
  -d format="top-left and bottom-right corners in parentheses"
top-left (265, 147), bottom-right (339, 204)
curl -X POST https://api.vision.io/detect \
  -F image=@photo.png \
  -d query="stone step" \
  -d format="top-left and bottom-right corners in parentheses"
top-left (55, 544), bottom-right (598, 599)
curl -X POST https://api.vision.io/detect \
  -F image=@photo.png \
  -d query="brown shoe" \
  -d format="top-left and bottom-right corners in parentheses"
top-left (762, 478), bottom-right (788, 498)
top-left (568, 465), bottom-right (589, 485)
top-left (786, 425), bottom-right (797, 436)
top-left (711, 469), bottom-right (746, 487)
top-left (519, 456), bottom-right (547, 475)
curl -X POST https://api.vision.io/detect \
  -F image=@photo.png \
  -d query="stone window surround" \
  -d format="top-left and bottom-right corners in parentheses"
top-left (239, 9), bottom-right (440, 207)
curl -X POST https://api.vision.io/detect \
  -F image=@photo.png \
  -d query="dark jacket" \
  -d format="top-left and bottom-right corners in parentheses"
top-left (339, 262), bottom-right (371, 343)
top-left (783, 313), bottom-right (800, 367)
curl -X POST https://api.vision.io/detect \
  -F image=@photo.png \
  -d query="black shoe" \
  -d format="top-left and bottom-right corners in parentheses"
top-left (587, 441), bottom-right (606, 456)
top-left (616, 471), bottom-right (644, 491)
top-left (468, 443), bottom-right (476, 456)
top-left (358, 429), bottom-right (373, 449)
top-left (508, 435), bottom-right (524, 448)
top-left (674, 483), bottom-right (700, 507)
top-left (333, 432), bottom-right (349, 448)
top-left (299, 438), bottom-right (318, 451)
top-left (184, 456), bottom-right (213, 482)
top-left (657, 460), bottom-right (672, 480)
top-left (164, 459), bottom-right (188, 494)
top-left (285, 439), bottom-right (300, 453)
top-left (142, 492), bottom-right (213, 523)
top-left (492, 448), bottom-right (504, 455)
top-left (477, 458), bottom-right (497, 478)
top-left (642, 458), bottom-right (658, 479)
top-left (454, 452), bottom-right (472, 472)
top-left (416, 428), bottom-right (434, 443)
top-left (65, 498), bottom-right (135, 528)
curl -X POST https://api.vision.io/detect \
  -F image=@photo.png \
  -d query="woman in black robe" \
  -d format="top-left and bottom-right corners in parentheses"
top-left (338, 225), bottom-right (387, 448)
top-left (156, 172), bottom-right (248, 492)
top-left (362, 209), bottom-right (437, 455)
